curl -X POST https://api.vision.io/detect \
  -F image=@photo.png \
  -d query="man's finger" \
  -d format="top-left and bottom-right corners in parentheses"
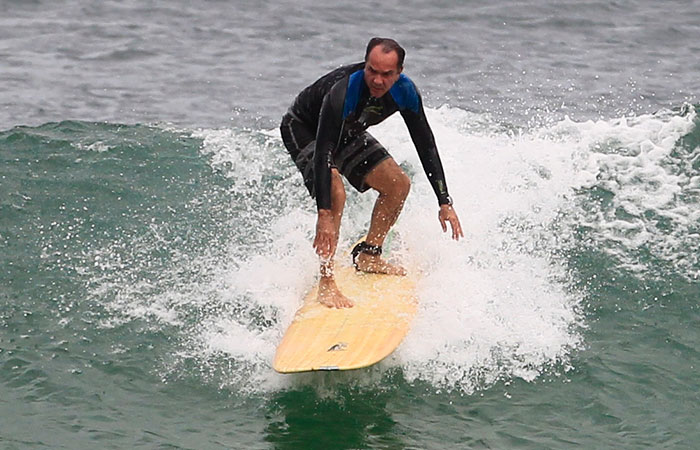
top-left (316, 243), bottom-right (331, 259)
top-left (314, 231), bottom-right (338, 259)
top-left (450, 217), bottom-right (463, 240)
top-left (313, 235), bottom-right (328, 255)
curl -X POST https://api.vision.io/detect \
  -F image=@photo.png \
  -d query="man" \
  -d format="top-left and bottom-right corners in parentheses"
top-left (280, 37), bottom-right (463, 308)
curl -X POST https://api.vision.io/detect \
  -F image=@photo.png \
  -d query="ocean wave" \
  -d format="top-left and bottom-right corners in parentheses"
top-left (6, 105), bottom-right (696, 395)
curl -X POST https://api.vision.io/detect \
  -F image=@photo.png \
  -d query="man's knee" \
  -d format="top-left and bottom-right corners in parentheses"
top-left (331, 170), bottom-right (346, 206)
top-left (391, 171), bottom-right (411, 201)
top-left (366, 159), bottom-right (411, 200)
top-left (331, 181), bottom-right (346, 204)
top-left (381, 165), bottom-right (410, 200)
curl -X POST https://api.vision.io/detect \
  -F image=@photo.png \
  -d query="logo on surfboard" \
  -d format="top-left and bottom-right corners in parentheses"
top-left (327, 342), bottom-right (348, 352)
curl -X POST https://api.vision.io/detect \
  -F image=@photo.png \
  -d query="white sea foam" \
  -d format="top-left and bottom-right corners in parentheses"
top-left (182, 106), bottom-right (578, 394)
top-left (98, 104), bottom-right (698, 394)
top-left (367, 107), bottom-right (588, 392)
top-left (550, 106), bottom-right (699, 279)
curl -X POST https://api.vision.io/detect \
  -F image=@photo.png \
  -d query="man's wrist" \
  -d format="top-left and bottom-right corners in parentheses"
top-left (439, 195), bottom-right (453, 207)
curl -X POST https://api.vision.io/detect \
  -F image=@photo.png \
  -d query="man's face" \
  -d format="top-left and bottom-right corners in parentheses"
top-left (363, 46), bottom-right (402, 98)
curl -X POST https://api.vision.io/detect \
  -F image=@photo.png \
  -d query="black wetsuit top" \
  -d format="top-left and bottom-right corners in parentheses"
top-left (287, 62), bottom-right (452, 210)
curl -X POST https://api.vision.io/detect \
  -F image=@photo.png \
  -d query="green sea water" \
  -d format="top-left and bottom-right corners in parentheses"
top-left (1, 106), bottom-right (699, 448)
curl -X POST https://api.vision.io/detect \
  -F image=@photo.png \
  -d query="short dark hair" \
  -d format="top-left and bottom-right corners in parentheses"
top-left (364, 37), bottom-right (406, 69)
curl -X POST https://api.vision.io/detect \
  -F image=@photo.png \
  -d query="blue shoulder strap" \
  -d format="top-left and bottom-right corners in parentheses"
top-left (342, 70), bottom-right (364, 120)
top-left (389, 74), bottom-right (420, 114)
top-left (343, 71), bottom-right (420, 119)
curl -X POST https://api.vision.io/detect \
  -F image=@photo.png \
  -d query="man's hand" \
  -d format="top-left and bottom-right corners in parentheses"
top-left (313, 209), bottom-right (337, 260)
top-left (439, 204), bottom-right (464, 241)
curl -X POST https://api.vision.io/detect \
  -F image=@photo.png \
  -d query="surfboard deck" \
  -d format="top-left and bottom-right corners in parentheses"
top-left (273, 240), bottom-right (418, 373)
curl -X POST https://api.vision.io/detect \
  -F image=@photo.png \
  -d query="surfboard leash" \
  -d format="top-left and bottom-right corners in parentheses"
top-left (351, 241), bottom-right (382, 271)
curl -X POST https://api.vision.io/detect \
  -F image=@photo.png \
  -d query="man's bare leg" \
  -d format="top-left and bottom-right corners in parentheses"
top-left (355, 158), bottom-right (410, 275)
top-left (318, 169), bottom-right (354, 308)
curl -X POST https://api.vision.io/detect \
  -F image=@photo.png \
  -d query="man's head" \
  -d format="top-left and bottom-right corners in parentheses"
top-left (363, 37), bottom-right (405, 98)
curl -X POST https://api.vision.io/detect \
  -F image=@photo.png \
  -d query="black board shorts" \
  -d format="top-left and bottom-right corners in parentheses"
top-left (280, 113), bottom-right (390, 198)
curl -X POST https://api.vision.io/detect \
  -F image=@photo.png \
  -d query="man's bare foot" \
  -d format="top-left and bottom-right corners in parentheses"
top-left (318, 277), bottom-right (354, 308)
top-left (355, 253), bottom-right (407, 276)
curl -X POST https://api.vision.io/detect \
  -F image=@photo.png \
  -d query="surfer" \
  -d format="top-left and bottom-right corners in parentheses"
top-left (280, 37), bottom-right (463, 308)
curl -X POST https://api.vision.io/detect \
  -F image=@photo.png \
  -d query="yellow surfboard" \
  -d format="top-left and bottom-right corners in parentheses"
top-left (273, 239), bottom-right (418, 373)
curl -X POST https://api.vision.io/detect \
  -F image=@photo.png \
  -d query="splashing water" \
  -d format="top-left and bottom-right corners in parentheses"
top-left (77, 105), bottom-right (699, 395)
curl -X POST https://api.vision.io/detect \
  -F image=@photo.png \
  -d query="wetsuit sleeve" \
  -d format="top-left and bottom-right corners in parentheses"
top-left (401, 98), bottom-right (452, 206)
top-left (314, 81), bottom-right (346, 210)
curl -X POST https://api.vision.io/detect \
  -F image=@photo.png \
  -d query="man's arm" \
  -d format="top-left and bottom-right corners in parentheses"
top-left (401, 94), bottom-right (463, 240)
top-left (400, 101), bottom-right (452, 206)
top-left (312, 83), bottom-right (346, 258)
top-left (313, 84), bottom-right (345, 211)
